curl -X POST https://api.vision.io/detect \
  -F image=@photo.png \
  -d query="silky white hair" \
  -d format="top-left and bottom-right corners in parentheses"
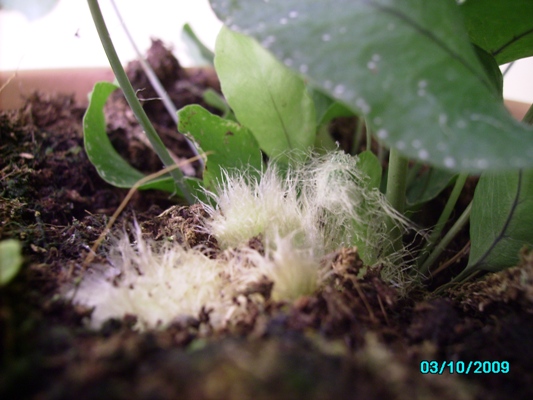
top-left (70, 151), bottom-right (416, 331)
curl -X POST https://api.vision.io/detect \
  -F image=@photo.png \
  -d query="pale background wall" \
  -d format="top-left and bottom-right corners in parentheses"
top-left (0, 0), bottom-right (531, 103)
top-left (0, 0), bottom-right (222, 69)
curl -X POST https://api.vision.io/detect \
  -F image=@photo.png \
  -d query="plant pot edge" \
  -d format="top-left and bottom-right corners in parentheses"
top-left (0, 68), bottom-right (529, 120)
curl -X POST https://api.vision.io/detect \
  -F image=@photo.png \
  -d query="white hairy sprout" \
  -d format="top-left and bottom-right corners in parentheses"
top-left (202, 167), bottom-right (305, 249)
top-left (71, 223), bottom-right (235, 330)
top-left (296, 152), bottom-right (418, 292)
top-left (206, 151), bottom-right (414, 270)
top-left (71, 151), bottom-right (417, 330)
top-left (237, 234), bottom-right (321, 301)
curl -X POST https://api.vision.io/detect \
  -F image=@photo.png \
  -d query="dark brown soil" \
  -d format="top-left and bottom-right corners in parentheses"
top-left (1, 40), bottom-right (532, 400)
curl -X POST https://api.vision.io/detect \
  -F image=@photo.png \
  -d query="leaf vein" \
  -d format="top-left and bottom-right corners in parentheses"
top-left (492, 27), bottom-right (533, 57)
top-left (472, 170), bottom-right (523, 269)
top-left (367, 1), bottom-right (493, 92)
top-left (267, 88), bottom-right (293, 149)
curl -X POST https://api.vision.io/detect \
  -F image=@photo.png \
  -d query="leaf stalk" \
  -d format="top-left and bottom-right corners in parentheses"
top-left (87, 0), bottom-right (194, 204)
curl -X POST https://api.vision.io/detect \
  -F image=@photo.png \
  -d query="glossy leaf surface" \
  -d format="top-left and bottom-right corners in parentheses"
top-left (460, 0), bottom-right (533, 64)
top-left (209, 0), bottom-right (533, 172)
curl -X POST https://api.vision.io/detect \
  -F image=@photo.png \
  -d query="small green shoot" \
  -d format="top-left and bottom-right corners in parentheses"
top-left (181, 23), bottom-right (215, 65)
top-left (0, 239), bottom-right (23, 286)
top-left (202, 88), bottom-right (235, 120)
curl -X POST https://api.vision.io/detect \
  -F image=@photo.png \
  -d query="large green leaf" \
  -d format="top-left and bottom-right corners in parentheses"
top-left (460, 0), bottom-right (533, 64)
top-left (467, 169), bottom-right (533, 272)
top-left (214, 26), bottom-right (316, 163)
top-left (83, 82), bottom-right (201, 196)
top-left (178, 104), bottom-right (263, 189)
top-left (209, 0), bottom-right (533, 172)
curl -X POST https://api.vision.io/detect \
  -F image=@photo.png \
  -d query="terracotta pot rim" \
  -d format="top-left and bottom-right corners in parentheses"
top-left (0, 68), bottom-right (529, 120)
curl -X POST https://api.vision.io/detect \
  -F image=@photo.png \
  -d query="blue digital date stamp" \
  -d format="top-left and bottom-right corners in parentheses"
top-left (420, 360), bottom-right (510, 375)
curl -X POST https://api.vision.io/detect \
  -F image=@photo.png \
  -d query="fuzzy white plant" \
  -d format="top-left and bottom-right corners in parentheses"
top-left (70, 151), bottom-right (415, 331)
top-left (205, 151), bottom-right (419, 294)
top-left (233, 233), bottom-right (322, 301)
top-left (201, 166), bottom-right (306, 249)
top-left (70, 223), bottom-right (237, 330)
top-left (205, 151), bottom-right (413, 269)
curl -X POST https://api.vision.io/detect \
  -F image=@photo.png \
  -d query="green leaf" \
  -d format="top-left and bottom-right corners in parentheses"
top-left (460, 0), bottom-right (533, 64)
top-left (406, 168), bottom-right (456, 207)
top-left (0, 239), bottom-right (23, 286)
top-left (84, 82), bottom-right (172, 191)
top-left (83, 81), bottom-right (202, 197)
top-left (467, 169), bottom-right (533, 273)
top-left (202, 88), bottom-right (235, 120)
top-left (84, 82), bottom-right (146, 186)
top-left (214, 26), bottom-right (316, 164)
top-left (181, 23), bottom-right (215, 65)
top-left (209, 0), bottom-right (533, 172)
top-left (358, 150), bottom-right (382, 190)
top-left (311, 89), bottom-right (355, 151)
top-left (311, 89), bottom-right (355, 126)
top-left (472, 45), bottom-right (503, 98)
top-left (178, 104), bottom-right (263, 189)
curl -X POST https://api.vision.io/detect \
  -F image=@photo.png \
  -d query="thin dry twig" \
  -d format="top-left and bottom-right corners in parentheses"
top-left (0, 72), bottom-right (17, 94)
top-left (82, 153), bottom-right (209, 270)
top-left (432, 241), bottom-right (471, 277)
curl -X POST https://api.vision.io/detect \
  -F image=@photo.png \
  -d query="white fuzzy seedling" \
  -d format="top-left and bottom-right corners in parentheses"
top-left (70, 152), bottom-right (415, 331)
top-left (202, 167), bottom-right (305, 249)
top-left (206, 151), bottom-right (412, 267)
top-left (71, 223), bottom-right (235, 330)
top-left (235, 233), bottom-right (321, 301)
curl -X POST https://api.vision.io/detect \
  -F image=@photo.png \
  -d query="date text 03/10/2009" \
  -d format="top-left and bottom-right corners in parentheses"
top-left (420, 360), bottom-right (510, 375)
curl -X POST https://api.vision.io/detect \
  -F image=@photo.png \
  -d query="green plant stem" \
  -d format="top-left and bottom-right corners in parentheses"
top-left (419, 200), bottom-right (472, 275)
top-left (109, 0), bottom-right (203, 169)
top-left (385, 148), bottom-right (409, 252)
top-left (351, 117), bottom-right (365, 155)
top-left (386, 148), bottom-right (409, 215)
top-left (183, 23), bottom-right (215, 64)
top-left (203, 88), bottom-right (234, 119)
top-left (418, 172), bottom-right (468, 273)
top-left (87, 0), bottom-right (194, 204)
top-left (365, 120), bottom-right (372, 153)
